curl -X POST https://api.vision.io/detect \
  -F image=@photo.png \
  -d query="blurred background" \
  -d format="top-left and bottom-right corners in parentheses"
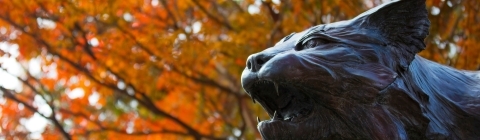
top-left (0, 0), bottom-right (478, 139)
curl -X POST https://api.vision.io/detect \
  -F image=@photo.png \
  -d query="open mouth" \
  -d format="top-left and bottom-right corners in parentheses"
top-left (246, 80), bottom-right (314, 124)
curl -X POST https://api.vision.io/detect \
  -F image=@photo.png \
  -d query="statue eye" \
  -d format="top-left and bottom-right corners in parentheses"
top-left (297, 39), bottom-right (330, 50)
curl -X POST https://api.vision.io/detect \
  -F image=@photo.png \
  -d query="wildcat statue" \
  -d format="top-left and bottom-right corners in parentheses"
top-left (240, 0), bottom-right (480, 139)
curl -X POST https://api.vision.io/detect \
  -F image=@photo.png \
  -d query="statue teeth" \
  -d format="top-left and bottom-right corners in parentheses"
top-left (284, 116), bottom-right (294, 121)
top-left (273, 110), bottom-right (278, 120)
top-left (257, 116), bottom-right (260, 123)
top-left (252, 97), bottom-right (256, 104)
top-left (274, 82), bottom-right (279, 96)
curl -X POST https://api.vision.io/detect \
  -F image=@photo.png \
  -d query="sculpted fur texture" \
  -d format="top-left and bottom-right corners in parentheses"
top-left (240, 0), bottom-right (480, 139)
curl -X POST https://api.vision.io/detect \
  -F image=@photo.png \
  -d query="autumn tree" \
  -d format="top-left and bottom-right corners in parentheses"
top-left (0, 0), bottom-right (478, 139)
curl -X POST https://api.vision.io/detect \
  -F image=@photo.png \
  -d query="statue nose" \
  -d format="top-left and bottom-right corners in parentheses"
top-left (246, 53), bottom-right (273, 72)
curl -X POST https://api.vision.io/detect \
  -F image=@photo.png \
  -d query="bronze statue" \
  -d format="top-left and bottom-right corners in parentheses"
top-left (241, 0), bottom-right (480, 139)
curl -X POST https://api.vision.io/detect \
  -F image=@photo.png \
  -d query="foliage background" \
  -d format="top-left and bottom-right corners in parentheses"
top-left (0, 0), bottom-right (478, 139)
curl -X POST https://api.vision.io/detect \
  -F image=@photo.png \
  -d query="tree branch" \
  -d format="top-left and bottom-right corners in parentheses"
top-left (191, 0), bottom-right (234, 30)
top-left (158, 0), bottom-right (180, 30)
top-left (0, 87), bottom-right (72, 140)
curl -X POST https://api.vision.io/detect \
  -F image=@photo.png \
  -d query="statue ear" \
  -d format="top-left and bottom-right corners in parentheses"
top-left (358, 0), bottom-right (430, 69)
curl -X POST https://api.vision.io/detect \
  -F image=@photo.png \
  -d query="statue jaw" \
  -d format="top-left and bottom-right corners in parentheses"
top-left (244, 80), bottom-right (315, 124)
top-left (244, 80), bottom-right (321, 139)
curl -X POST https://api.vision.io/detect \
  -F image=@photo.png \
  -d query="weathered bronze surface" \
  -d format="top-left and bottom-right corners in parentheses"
top-left (241, 0), bottom-right (480, 139)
